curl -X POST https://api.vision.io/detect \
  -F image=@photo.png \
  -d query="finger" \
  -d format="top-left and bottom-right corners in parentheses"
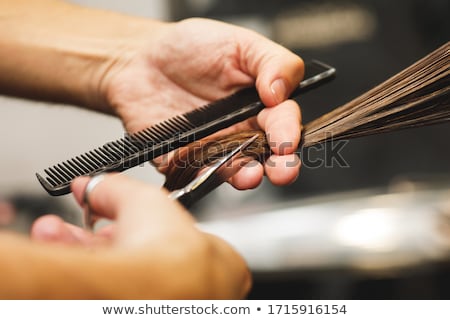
top-left (31, 215), bottom-right (120, 247)
top-left (71, 174), bottom-right (196, 246)
top-left (228, 160), bottom-right (264, 190)
top-left (240, 32), bottom-right (304, 106)
top-left (71, 174), bottom-right (150, 221)
top-left (257, 99), bottom-right (302, 155)
top-left (264, 154), bottom-right (301, 186)
top-left (31, 215), bottom-right (93, 245)
top-left (95, 223), bottom-right (116, 240)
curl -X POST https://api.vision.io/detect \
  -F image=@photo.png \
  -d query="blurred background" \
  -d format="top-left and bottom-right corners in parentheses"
top-left (0, 0), bottom-right (449, 299)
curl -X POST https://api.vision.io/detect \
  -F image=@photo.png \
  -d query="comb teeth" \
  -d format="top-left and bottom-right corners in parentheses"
top-left (37, 114), bottom-right (196, 195)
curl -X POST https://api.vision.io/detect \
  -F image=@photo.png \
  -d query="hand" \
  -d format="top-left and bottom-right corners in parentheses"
top-left (0, 4), bottom-right (302, 188)
top-left (32, 174), bottom-right (251, 299)
top-left (101, 18), bottom-right (303, 189)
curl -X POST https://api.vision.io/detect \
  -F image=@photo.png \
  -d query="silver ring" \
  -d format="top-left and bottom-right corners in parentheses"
top-left (83, 174), bottom-right (107, 229)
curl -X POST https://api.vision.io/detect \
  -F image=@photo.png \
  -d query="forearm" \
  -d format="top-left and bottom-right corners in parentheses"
top-left (0, 232), bottom-right (245, 299)
top-left (0, 0), bottom-right (165, 112)
top-left (0, 233), bottom-right (178, 298)
top-left (0, 233), bottom-right (148, 299)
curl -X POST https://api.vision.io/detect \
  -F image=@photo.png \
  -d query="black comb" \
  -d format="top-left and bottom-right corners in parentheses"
top-left (37, 60), bottom-right (336, 196)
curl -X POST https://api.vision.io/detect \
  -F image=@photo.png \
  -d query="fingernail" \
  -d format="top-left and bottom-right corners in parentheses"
top-left (270, 78), bottom-right (287, 104)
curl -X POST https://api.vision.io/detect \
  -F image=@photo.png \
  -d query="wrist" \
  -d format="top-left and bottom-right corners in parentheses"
top-left (53, 7), bottom-right (168, 112)
top-left (0, 1), bottom-right (166, 112)
top-left (77, 12), bottom-right (168, 113)
top-left (96, 20), bottom-right (172, 118)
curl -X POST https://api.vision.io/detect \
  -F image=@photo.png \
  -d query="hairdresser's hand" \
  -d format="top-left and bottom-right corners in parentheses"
top-left (31, 174), bottom-right (251, 299)
top-left (102, 18), bottom-right (303, 189)
top-left (1, 3), bottom-right (302, 189)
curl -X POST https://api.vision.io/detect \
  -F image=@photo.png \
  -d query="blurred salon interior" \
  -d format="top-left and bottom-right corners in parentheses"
top-left (0, 0), bottom-right (449, 299)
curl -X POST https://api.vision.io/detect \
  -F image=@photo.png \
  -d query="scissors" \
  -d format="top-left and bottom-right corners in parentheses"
top-left (82, 134), bottom-right (258, 229)
top-left (168, 134), bottom-right (259, 208)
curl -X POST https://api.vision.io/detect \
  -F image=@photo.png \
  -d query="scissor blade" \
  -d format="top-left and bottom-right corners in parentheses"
top-left (169, 134), bottom-right (259, 207)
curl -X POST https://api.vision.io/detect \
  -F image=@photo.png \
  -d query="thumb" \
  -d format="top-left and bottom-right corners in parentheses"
top-left (71, 174), bottom-right (195, 245)
top-left (240, 31), bottom-right (304, 106)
